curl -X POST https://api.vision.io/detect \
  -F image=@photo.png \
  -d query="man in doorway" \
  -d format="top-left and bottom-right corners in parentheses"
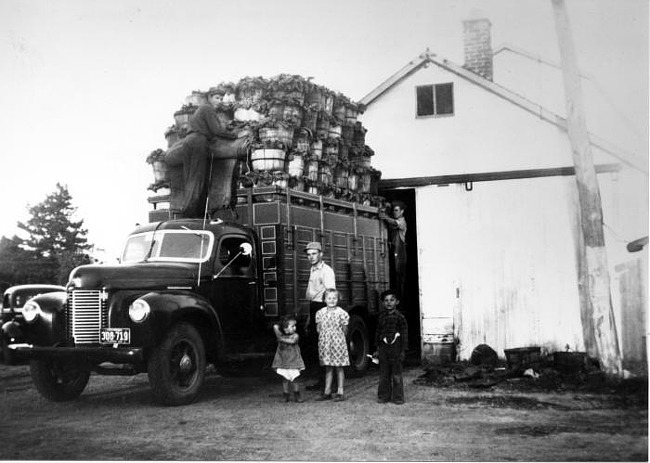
top-left (379, 200), bottom-right (407, 300)
top-left (304, 241), bottom-right (336, 391)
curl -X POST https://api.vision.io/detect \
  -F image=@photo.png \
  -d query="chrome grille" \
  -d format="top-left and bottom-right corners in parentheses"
top-left (68, 290), bottom-right (107, 344)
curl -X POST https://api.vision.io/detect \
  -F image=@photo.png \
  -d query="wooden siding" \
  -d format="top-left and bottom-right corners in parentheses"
top-left (416, 176), bottom-right (587, 360)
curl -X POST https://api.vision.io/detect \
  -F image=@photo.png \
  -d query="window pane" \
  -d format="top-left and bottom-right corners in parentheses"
top-left (416, 85), bottom-right (434, 116)
top-left (435, 83), bottom-right (454, 115)
top-left (218, 238), bottom-right (253, 276)
top-left (122, 233), bottom-right (153, 262)
top-left (160, 233), bottom-right (210, 259)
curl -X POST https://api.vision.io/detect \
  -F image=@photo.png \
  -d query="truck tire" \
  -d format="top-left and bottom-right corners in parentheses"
top-left (147, 322), bottom-right (206, 406)
top-left (347, 315), bottom-right (370, 376)
top-left (30, 359), bottom-right (90, 401)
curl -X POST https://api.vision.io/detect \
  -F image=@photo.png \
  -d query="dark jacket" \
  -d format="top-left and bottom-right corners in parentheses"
top-left (375, 309), bottom-right (408, 353)
top-left (189, 104), bottom-right (235, 139)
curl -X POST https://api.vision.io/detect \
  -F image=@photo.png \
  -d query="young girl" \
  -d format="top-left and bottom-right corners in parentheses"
top-left (272, 314), bottom-right (306, 403)
top-left (314, 288), bottom-right (350, 402)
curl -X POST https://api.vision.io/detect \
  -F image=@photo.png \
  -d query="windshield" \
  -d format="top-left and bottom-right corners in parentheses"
top-left (121, 230), bottom-right (214, 263)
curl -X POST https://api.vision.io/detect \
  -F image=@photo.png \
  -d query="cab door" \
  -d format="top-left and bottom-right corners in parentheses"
top-left (211, 235), bottom-right (263, 353)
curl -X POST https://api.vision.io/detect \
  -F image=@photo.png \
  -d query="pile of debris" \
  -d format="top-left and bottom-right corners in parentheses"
top-left (148, 74), bottom-right (382, 206)
top-left (414, 344), bottom-right (647, 403)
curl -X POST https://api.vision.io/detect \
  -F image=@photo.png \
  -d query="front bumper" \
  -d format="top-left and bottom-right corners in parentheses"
top-left (9, 344), bottom-right (145, 364)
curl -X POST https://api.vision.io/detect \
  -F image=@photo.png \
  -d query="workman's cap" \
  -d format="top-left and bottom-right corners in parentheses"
top-left (304, 241), bottom-right (322, 252)
top-left (207, 87), bottom-right (226, 96)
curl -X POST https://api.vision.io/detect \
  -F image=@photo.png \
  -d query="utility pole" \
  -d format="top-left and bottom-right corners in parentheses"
top-left (551, 0), bottom-right (622, 376)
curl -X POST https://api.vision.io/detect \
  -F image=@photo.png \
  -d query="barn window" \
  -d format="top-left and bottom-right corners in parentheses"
top-left (416, 83), bottom-right (454, 117)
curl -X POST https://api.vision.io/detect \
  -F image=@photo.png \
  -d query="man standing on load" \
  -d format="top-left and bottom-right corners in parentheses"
top-left (173, 87), bottom-right (237, 217)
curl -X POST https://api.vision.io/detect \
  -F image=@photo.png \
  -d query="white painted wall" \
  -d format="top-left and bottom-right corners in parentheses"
top-left (360, 62), bottom-right (615, 180)
top-left (416, 177), bottom-right (587, 358)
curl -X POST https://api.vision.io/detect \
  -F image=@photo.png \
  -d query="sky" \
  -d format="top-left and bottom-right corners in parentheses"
top-left (1, 0), bottom-right (647, 260)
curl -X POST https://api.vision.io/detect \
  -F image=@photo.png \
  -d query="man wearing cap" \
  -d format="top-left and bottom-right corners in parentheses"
top-left (304, 241), bottom-right (336, 332)
top-left (304, 241), bottom-right (336, 391)
top-left (179, 87), bottom-right (237, 216)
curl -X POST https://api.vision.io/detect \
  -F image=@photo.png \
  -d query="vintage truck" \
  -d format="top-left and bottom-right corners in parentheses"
top-left (8, 186), bottom-right (389, 405)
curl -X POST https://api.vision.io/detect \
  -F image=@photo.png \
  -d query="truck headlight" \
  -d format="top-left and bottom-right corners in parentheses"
top-left (22, 300), bottom-right (42, 323)
top-left (129, 299), bottom-right (150, 323)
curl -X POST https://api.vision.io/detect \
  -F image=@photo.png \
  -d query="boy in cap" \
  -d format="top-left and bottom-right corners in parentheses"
top-left (374, 289), bottom-right (408, 404)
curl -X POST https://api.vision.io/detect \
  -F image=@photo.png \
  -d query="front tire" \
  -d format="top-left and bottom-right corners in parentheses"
top-left (147, 322), bottom-right (206, 406)
top-left (30, 359), bottom-right (90, 401)
top-left (347, 315), bottom-right (370, 376)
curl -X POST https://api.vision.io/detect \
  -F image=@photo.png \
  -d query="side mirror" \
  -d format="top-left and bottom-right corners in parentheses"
top-left (240, 243), bottom-right (253, 256)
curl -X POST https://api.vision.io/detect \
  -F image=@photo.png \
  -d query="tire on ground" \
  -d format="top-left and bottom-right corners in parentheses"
top-left (147, 322), bottom-right (206, 406)
top-left (30, 359), bottom-right (90, 401)
top-left (346, 314), bottom-right (369, 377)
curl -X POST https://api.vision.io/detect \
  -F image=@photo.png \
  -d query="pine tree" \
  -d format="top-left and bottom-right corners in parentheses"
top-left (0, 236), bottom-right (44, 289)
top-left (12, 183), bottom-right (92, 285)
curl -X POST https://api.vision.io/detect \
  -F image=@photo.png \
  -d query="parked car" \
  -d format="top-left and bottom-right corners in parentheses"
top-left (1, 284), bottom-right (65, 364)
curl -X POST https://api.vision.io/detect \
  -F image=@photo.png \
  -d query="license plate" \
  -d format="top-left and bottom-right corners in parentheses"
top-left (100, 328), bottom-right (131, 345)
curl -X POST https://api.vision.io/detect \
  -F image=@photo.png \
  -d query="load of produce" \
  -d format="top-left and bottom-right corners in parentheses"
top-left (147, 74), bottom-right (382, 207)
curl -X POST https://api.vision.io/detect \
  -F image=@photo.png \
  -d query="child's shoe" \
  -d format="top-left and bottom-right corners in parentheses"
top-left (293, 391), bottom-right (304, 403)
top-left (315, 393), bottom-right (332, 401)
top-left (283, 393), bottom-right (291, 402)
top-left (333, 393), bottom-right (345, 402)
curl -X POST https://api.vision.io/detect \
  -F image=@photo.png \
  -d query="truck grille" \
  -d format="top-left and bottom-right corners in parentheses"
top-left (68, 290), bottom-right (107, 344)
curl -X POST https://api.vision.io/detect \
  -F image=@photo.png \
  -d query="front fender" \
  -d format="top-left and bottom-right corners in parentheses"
top-left (136, 291), bottom-right (224, 358)
top-left (2, 320), bottom-right (24, 344)
top-left (18, 291), bottom-right (67, 346)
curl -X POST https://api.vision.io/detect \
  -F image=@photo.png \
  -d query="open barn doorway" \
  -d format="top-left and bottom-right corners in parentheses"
top-left (379, 188), bottom-right (421, 359)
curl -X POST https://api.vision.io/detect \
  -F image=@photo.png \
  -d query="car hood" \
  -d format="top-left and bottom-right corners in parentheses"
top-left (69, 262), bottom-right (201, 291)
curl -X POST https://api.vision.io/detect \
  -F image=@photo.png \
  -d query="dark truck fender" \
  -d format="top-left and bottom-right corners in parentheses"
top-left (15, 291), bottom-right (68, 347)
top-left (2, 319), bottom-right (26, 364)
top-left (137, 291), bottom-right (225, 363)
top-left (2, 320), bottom-right (24, 344)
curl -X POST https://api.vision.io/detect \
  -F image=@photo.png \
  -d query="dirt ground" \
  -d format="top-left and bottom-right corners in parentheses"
top-left (0, 359), bottom-right (646, 461)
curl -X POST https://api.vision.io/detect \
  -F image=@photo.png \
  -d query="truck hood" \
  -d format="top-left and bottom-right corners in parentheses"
top-left (70, 262), bottom-right (200, 290)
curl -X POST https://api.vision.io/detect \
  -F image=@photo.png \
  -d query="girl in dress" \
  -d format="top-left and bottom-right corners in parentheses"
top-left (272, 314), bottom-right (306, 402)
top-left (315, 288), bottom-right (350, 402)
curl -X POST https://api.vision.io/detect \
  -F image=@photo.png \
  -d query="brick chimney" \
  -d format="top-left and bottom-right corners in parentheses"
top-left (463, 18), bottom-right (493, 81)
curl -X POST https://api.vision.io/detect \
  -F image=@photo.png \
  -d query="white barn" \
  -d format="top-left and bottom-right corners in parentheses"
top-left (358, 18), bottom-right (648, 371)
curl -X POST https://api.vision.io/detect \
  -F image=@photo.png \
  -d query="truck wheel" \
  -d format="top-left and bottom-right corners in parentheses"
top-left (30, 359), bottom-right (90, 401)
top-left (347, 315), bottom-right (369, 376)
top-left (147, 322), bottom-right (206, 406)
